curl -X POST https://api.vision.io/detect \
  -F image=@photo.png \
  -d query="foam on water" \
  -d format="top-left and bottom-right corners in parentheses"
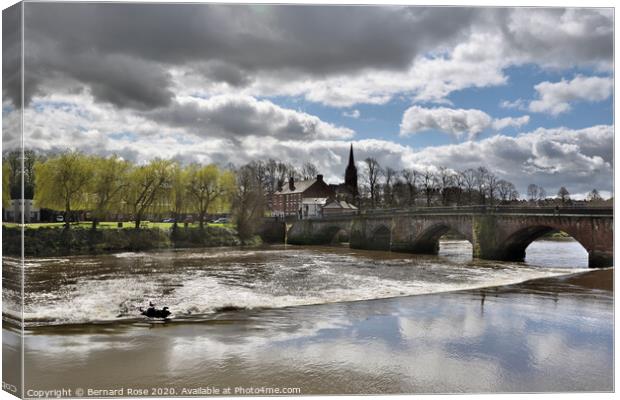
top-left (4, 241), bottom-right (593, 327)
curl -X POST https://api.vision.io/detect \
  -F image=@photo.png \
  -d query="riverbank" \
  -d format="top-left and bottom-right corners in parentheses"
top-left (1, 225), bottom-right (261, 256)
top-left (5, 267), bottom-right (612, 395)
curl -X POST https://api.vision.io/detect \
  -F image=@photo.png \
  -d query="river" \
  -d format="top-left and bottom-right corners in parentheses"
top-left (2, 239), bottom-right (613, 394)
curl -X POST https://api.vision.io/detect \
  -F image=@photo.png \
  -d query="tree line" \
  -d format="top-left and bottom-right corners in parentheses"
top-left (359, 158), bottom-right (519, 208)
top-left (358, 157), bottom-right (606, 209)
top-left (2, 151), bottom-right (609, 237)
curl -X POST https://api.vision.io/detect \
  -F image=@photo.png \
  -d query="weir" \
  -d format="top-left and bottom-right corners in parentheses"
top-left (284, 206), bottom-right (614, 268)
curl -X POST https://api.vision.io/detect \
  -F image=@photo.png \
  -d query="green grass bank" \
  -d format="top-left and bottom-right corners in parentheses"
top-left (2, 224), bottom-right (260, 257)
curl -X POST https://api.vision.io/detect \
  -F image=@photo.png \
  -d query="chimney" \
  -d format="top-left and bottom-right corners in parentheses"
top-left (289, 176), bottom-right (295, 191)
top-left (317, 174), bottom-right (324, 182)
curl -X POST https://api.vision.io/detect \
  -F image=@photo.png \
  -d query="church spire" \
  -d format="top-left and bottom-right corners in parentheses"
top-left (344, 143), bottom-right (358, 198)
top-left (347, 143), bottom-right (355, 167)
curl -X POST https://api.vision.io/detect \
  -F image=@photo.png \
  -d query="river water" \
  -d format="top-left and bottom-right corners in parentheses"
top-left (2, 240), bottom-right (614, 394)
top-left (2, 240), bottom-right (591, 327)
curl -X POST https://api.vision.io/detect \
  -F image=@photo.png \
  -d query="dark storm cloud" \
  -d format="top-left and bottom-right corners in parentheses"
top-left (3, 3), bottom-right (21, 107)
top-left (496, 8), bottom-right (613, 69)
top-left (11, 4), bottom-right (614, 112)
top-left (21, 3), bottom-right (480, 108)
top-left (142, 95), bottom-right (353, 140)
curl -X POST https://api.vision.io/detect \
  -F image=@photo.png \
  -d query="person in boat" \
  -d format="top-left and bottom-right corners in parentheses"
top-left (139, 302), bottom-right (171, 318)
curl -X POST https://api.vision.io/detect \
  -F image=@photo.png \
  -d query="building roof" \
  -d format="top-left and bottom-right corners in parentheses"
top-left (276, 178), bottom-right (317, 195)
top-left (302, 197), bottom-right (328, 205)
top-left (323, 199), bottom-right (358, 210)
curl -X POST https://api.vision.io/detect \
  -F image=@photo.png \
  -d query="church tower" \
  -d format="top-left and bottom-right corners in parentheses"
top-left (344, 144), bottom-right (359, 198)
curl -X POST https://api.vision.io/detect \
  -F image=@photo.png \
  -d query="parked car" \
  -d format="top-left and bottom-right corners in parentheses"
top-left (55, 215), bottom-right (64, 222)
top-left (162, 218), bottom-right (176, 223)
top-left (212, 217), bottom-right (229, 224)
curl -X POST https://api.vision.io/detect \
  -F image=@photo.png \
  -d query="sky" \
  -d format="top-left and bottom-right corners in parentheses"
top-left (1, 3), bottom-right (614, 199)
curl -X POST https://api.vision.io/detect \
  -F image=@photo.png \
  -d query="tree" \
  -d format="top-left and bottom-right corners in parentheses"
top-left (421, 169), bottom-right (437, 207)
top-left (22, 149), bottom-right (37, 199)
top-left (437, 166), bottom-right (454, 206)
top-left (2, 161), bottom-right (10, 208)
top-left (232, 164), bottom-right (265, 243)
top-left (527, 184), bottom-right (540, 202)
top-left (89, 155), bottom-right (130, 229)
top-left (497, 180), bottom-right (518, 203)
top-left (460, 168), bottom-right (477, 205)
top-left (124, 159), bottom-right (174, 229)
top-left (169, 163), bottom-right (189, 229)
top-left (383, 167), bottom-right (397, 207)
top-left (557, 186), bottom-right (570, 204)
top-left (475, 167), bottom-right (489, 205)
top-left (401, 168), bottom-right (419, 207)
top-left (538, 187), bottom-right (547, 202)
top-left (485, 171), bottom-right (499, 206)
top-left (452, 172), bottom-right (466, 205)
top-left (587, 189), bottom-right (603, 203)
top-left (186, 164), bottom-right (235, 229)
top-left (364, 157), bottom-right (383, 208)
top-left (34, 151), bottom-right (94, 229)
top-left (301, 162), bottom-right (319, 180)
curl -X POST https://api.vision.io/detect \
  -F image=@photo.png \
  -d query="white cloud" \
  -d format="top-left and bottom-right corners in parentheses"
top-left (500, 99), bottom-right (525, 110)
top-left (404, 125), bottom-right (612, 196)
top-left (400, 106), bottom-right (492, 140)
top-left (10, 90), bottom-right (612, 198)
top-left (400, 106), bottom-right (530, 139)
top-left (492, 115), bottom-right (530, 131)
top-left (528, 75), bottom-right (613, 116)
top-left (343, 109), bottom-right (361, 119)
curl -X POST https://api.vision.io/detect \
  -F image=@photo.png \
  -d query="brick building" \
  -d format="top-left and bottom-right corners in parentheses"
top-left (272, 174), bottom-right (335, 218)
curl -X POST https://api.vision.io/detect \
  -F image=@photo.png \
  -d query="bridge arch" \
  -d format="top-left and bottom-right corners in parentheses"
top-left (319, 225), bottom-right (350, 244)
top-left (411, 223), bottom-right (471, 255)
top-left (499, 225), bottom-right (588, 262)
top-left (368, 225), bottom-right (391, 250)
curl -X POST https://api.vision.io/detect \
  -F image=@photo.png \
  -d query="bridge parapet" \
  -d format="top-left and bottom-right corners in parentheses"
top-left (288, 206), bottom-right (613, 268)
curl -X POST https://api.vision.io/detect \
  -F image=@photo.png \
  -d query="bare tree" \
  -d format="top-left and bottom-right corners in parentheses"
top-left (485, 171), bottom-right (499, 206)
top-left (538, 187), bottom-right (547, 202)
top-left (364, 157), bottom-right (383, 209)
top-left (452, 172), bottom-right (466, 205)
top-left (421, 169), bottom-right (438, 207)
top-left (383, 167), bottom-right (397, 208)
top-left (401, 168), bottom-right (419, 207)
top-left (437, 166), bottom-right (454, 206)
top-left (557, 186), bottom-right (570, 204)
top-left (301, 162), bottom-right (319, 180)
top-left (587, 188), bottom-right (603, 203)
top-left (460, 168), bottom-right (477, 205)
top-left (527, 184), bottom-right (539, 202)
top-left (497, 180), bottom-right (518, 203)
top-left (475, 167), bottom-right (489, 205)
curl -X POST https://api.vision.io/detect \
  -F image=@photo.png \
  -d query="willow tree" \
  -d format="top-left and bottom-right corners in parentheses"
top-left (89, 155), bottom-right (130, 228)
top-left (186, 164), bottom-right (235, 229)
top-left (34, 151), bottom-right (94, 229)
top-left (169, 163), bottom-right (188, 229)
top-left (232, 164), bottom-right (265, 243)
top-left (124, 159), bottom-right (174, 229)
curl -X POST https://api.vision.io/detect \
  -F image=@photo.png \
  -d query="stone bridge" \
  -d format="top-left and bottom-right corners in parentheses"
top-left (286, 206), bottom-right (613, 268)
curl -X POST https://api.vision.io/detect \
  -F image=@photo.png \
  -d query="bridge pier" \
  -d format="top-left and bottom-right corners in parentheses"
top-left (589, 251), bottom-right (614, 268)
